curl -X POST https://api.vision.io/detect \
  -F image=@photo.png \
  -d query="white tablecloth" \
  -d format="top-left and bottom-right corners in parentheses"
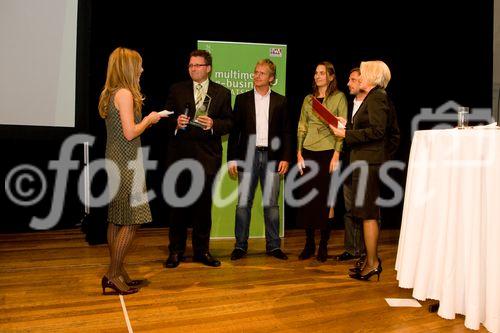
top-left (395, 129), bottom-right (500, 332)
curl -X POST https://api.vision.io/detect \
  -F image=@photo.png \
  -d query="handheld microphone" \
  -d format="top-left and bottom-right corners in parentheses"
top-left (181, 103), bottom-right (190, 130)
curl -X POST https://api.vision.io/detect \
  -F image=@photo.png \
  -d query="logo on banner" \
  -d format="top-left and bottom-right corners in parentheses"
top-left (269, 48), bottom-right (283, 57)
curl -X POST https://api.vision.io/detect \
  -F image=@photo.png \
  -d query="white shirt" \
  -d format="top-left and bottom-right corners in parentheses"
top-left (352, 98), bottom-right (363, 121)
top-left (254, 87), bottom-right (271, 147)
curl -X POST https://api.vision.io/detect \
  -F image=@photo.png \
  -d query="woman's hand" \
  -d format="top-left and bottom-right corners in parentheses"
top-left (337, 116), bottom-right (347, 127)
top-left (297, 151), bottom-right (305, 175)
top-left (329, 124), bottom-right (346, 138)
top-left (147, 111), bottom-right (161, 126)
top-left (329, 151), bottom-right (340, 174)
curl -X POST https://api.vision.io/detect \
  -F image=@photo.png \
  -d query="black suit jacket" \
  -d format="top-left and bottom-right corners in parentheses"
top-left (165, 80), bottom-right (233, 175)
top-left (340, 98), bottom-right (355, 168)
top-left (227, 89), bottom-right (292, 167)
top-left (344, 87), bottom-right (400, 164)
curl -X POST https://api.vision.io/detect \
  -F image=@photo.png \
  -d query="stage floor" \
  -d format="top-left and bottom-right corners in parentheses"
top-left (0, 228), bottom-right (486, 332)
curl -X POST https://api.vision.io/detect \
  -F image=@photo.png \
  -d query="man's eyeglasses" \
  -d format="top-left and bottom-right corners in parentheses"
top-left (188, 64), bottom-right (209, 69)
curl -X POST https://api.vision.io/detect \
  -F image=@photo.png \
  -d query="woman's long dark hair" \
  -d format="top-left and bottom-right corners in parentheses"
top-left (312, 61), bottom-right (338, 98)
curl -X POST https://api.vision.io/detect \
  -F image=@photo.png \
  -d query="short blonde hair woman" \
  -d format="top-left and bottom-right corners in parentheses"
top-left (330, 60), bottom-right (400, 281)
top-left (359, 60), bottom-right (391, 89)
top-left (99, 47), bottom-right (162, 295)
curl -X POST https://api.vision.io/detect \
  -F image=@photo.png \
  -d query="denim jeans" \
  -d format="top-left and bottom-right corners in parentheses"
top-left (235, 150), bottom-right (281, 252)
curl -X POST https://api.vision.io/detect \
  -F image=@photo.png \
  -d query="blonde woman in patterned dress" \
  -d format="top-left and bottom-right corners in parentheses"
top-left (98, 47), bottom-right (161, 295)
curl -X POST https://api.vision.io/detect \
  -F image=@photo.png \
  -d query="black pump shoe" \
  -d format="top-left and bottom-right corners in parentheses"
top-left (349, 259), bottom-right (382, 281)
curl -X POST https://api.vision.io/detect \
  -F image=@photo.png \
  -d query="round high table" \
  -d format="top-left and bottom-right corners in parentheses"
top-left (395, 129), bottom-right (500, 332)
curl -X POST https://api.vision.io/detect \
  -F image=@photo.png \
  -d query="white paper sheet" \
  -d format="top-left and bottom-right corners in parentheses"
top-left (385, 298), bottom-right (422, 307)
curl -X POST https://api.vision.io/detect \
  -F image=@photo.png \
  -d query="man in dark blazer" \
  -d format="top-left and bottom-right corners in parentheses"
top-left (164, 50), bottom-right (233, 268)
top-left (227, 59), bottom-right (292, 260)
top-left (335, 68), bottom-right (366, 262)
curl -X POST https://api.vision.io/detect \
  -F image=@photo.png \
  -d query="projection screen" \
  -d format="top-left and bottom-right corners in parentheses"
top-left (0, 0), bottom-right (78, 128)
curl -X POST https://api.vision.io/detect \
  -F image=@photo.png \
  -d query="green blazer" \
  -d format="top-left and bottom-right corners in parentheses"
top-left (297, 91), bottom-right (348, 152)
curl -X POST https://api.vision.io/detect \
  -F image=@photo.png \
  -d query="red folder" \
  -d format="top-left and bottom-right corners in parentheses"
top-left (312, 97), bottom-right (339, 128)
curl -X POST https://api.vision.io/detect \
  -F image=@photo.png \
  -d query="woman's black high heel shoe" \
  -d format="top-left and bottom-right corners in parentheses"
top-left (123, 276), bottom-right (148, 287)
top-left (120, 271), bottom-right (147, 287)
top-left (349, 258), bottom-right (382, 281)
top-left (126, 279), bottom-right (146, 287)
top-left (102, 276), bottom-right (139, 295)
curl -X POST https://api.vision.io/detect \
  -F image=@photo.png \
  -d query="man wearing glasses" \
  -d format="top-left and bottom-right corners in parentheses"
top-left (165, 50), bottom-right (233, 268)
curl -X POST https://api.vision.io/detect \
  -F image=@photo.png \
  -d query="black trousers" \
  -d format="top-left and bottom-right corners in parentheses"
top-left (168, 172), bottom-right (215, 256)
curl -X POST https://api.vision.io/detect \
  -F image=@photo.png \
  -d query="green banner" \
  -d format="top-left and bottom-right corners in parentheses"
top-left (197, 40), bottom-right (287, 238)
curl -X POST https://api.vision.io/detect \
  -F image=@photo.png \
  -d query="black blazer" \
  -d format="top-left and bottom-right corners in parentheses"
top-left (344, 87), bottom-right (400, 164)
top-left (340, 98), bottom-right (355, 168)
top-left (227, 89), bottom-right (292, 167)
top-left (165, 80), bottom-right (233, 175)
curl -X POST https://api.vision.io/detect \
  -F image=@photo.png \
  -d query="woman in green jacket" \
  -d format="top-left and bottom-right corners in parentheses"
top-left (296, 61), bottom-right (347, 262)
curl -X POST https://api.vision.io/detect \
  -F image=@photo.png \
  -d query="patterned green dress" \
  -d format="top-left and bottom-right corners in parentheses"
top-left (104, 98), bottom-right (152, 225)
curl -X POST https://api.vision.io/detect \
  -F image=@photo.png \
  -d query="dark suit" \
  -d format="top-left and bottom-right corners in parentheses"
top-left (165, 80), bottom-right (233, 255)
top-left (341, 99), bottom-right (355, 170)
top-left (227, 89), bottom-right (291, 252)
top-left (227, 90), bottom-right (292, 165)
top-left (345, 87), bottom-right (400, 164)
top-left (166, 80), bottom-right (233, 175)
top-left (340, 97), bottom-right (365, 256)
top-left (344, 87), bottom-right (400, 219)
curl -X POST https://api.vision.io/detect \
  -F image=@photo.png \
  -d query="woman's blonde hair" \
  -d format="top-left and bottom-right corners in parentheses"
top-left (360, 60), bottom-right (391, 89)
top-left (98, 47), bottom-right (144, 119)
